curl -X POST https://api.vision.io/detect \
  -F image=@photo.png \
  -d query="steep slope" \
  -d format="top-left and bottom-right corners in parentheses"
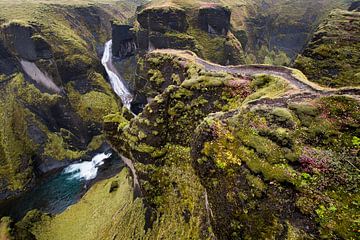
top-left (294, 8), bottom-right (360, 87)
top-left (1, 1), bottom-right (359, 240)
top-left (101, 49), bottom-right (359, 239)
top-left (0, 0), bottom-right (142, 200)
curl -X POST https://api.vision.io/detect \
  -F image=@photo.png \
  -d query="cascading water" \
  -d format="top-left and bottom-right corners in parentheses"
top-left (102, 40), bottom-right (133, 109)
top-left (0, 151), bottom-right (123, 220)
top-left (64, 152), bottom-right (112, 181)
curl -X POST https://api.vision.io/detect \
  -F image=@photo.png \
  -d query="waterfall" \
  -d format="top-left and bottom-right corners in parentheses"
top-left (64, 152), bottom-right (112, 181)
top-left (101, 40), bottom-right (133, 109)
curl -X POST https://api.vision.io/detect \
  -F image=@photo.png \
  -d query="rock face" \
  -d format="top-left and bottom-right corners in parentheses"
top-left (112, 23), bottom-right (137, 59)
top-left (134, 3), bottom-right (245, 65)
top-left (198, 5), bottom-right (230, 35)
top-left (294, 9), bottom-right (360, 87)
top-left (137, 6), bottom-right (188, 33)
top-left (0, 23), bottom-right (52, 61)
top-left (104, 47), bottom-right (360, 239)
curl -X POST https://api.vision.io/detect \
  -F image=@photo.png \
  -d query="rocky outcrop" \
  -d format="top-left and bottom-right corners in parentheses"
top-left (104, 48), bottom-right (360, 239)
top-left (137, 6), bottom-right (188, 33)
top-left (111, 23), bottom-right (137, 59)
top-left (294, 9), bottom-right (360, 87)
top-left (198, 5), bottom-right (230, 35)
top-left (134, 2), bottom-right (245, 65)
top-left (0, 22), bottom-right (52, 61)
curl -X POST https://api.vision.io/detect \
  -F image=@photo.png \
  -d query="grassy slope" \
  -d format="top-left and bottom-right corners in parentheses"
top-left (31, 169), bottom-right (146, 240)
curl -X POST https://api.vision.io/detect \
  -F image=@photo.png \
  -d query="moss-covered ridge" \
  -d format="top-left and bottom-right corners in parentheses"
top-left (294, 9), bottom-right (360, 88)
top-left (192, 95), bottom-right (360, 239)
top-left (103, 47), bottom-right (360, 239)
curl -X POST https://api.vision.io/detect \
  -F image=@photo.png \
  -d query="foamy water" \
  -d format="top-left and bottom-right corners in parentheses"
top-left (101, 40), bottom-right (133, 109)
top-left (64, 153), bottom-right (112, 181)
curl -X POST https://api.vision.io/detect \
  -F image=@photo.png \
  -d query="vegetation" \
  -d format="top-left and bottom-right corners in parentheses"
top-left (294, 9), bottom-right (360, 87)
top-left (1, 1), bottom-right (359, 240)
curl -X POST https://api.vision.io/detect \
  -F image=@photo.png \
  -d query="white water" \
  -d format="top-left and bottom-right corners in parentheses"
top-left (101, 40), bottom-right (133, 109)
top-left (64, 153), bottom-right (112, 181)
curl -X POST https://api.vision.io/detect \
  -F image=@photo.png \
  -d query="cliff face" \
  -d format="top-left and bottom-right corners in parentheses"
top-left (111, 23), bottom-right (137, 59)
top-left (134, 3), bottom-right (246, 66)
top-left (198, 5), bottom-right (231, 35)
top-left (232, 0), bottom-right (350, 64)
top-left (294, 8), bottom-right (360, 87)
top-left (0, 1), bottom-right (141, 200)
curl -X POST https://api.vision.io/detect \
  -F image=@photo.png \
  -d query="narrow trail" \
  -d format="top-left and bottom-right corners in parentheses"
top-left (153, 49), bottom-right (360, 101)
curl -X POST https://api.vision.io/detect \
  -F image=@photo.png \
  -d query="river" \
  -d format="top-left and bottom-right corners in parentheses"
top-left (0, 150), bottom-right (124, 220)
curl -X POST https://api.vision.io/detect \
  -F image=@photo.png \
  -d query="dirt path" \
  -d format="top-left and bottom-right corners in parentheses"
top-left (153, 49), bottom-right (360, 101)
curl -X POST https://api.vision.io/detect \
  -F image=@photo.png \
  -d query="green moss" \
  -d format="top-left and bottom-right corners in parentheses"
top-left (29, 168), bottom-right (147, 240)
top-left (148, 69), bottom-right (165, 85)
top-left (244, 74), bottom-right (291, 104)
top-left (289, 103), bottom-right (319, 127)
top-left (104, 112), bottom-right (130, 130)
top-left (87, 134), bottom-right (105, 151)
top-left (67, 85), bottom-right (118, 123)
top-left (0, 217), bottom-right (13, 240)
top-left (182, 75), bottom-right (224, 89)
top-left (135, 143), bottom-right (155, 153)
top-left (43, 132), bottom-right (84, 160)
top-left (171, 73), bottom-right (181, 85)
top-left (0, 75), bottom-right (37, 191)
top-left (271, 107), bottom-right (296, 124)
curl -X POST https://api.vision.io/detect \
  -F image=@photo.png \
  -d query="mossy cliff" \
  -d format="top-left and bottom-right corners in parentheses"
top-left (101, 52), bottom-right (255, 239)
top-left (192, 96), bottom-right (359, 239)
top-left (133, 2), bottom-right (245, 65)
top-left (140, 0), bottom-right (350, 65)
top-left (235, 0), bottom-right (349, 63)
top-left (102, 48), bottom-right (360, 239)
top-left (294, 8), bottom-right (360, 87)
top-left (0, 0), bottom-right (141, 200)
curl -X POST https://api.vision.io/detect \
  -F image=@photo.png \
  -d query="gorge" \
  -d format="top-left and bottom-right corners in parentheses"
top-left (0, 0), bottom-right (359, 240)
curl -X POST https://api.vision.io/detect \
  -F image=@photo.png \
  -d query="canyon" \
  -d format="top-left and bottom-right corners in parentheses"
top-left (0, 0), bottom-right (359, 239)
